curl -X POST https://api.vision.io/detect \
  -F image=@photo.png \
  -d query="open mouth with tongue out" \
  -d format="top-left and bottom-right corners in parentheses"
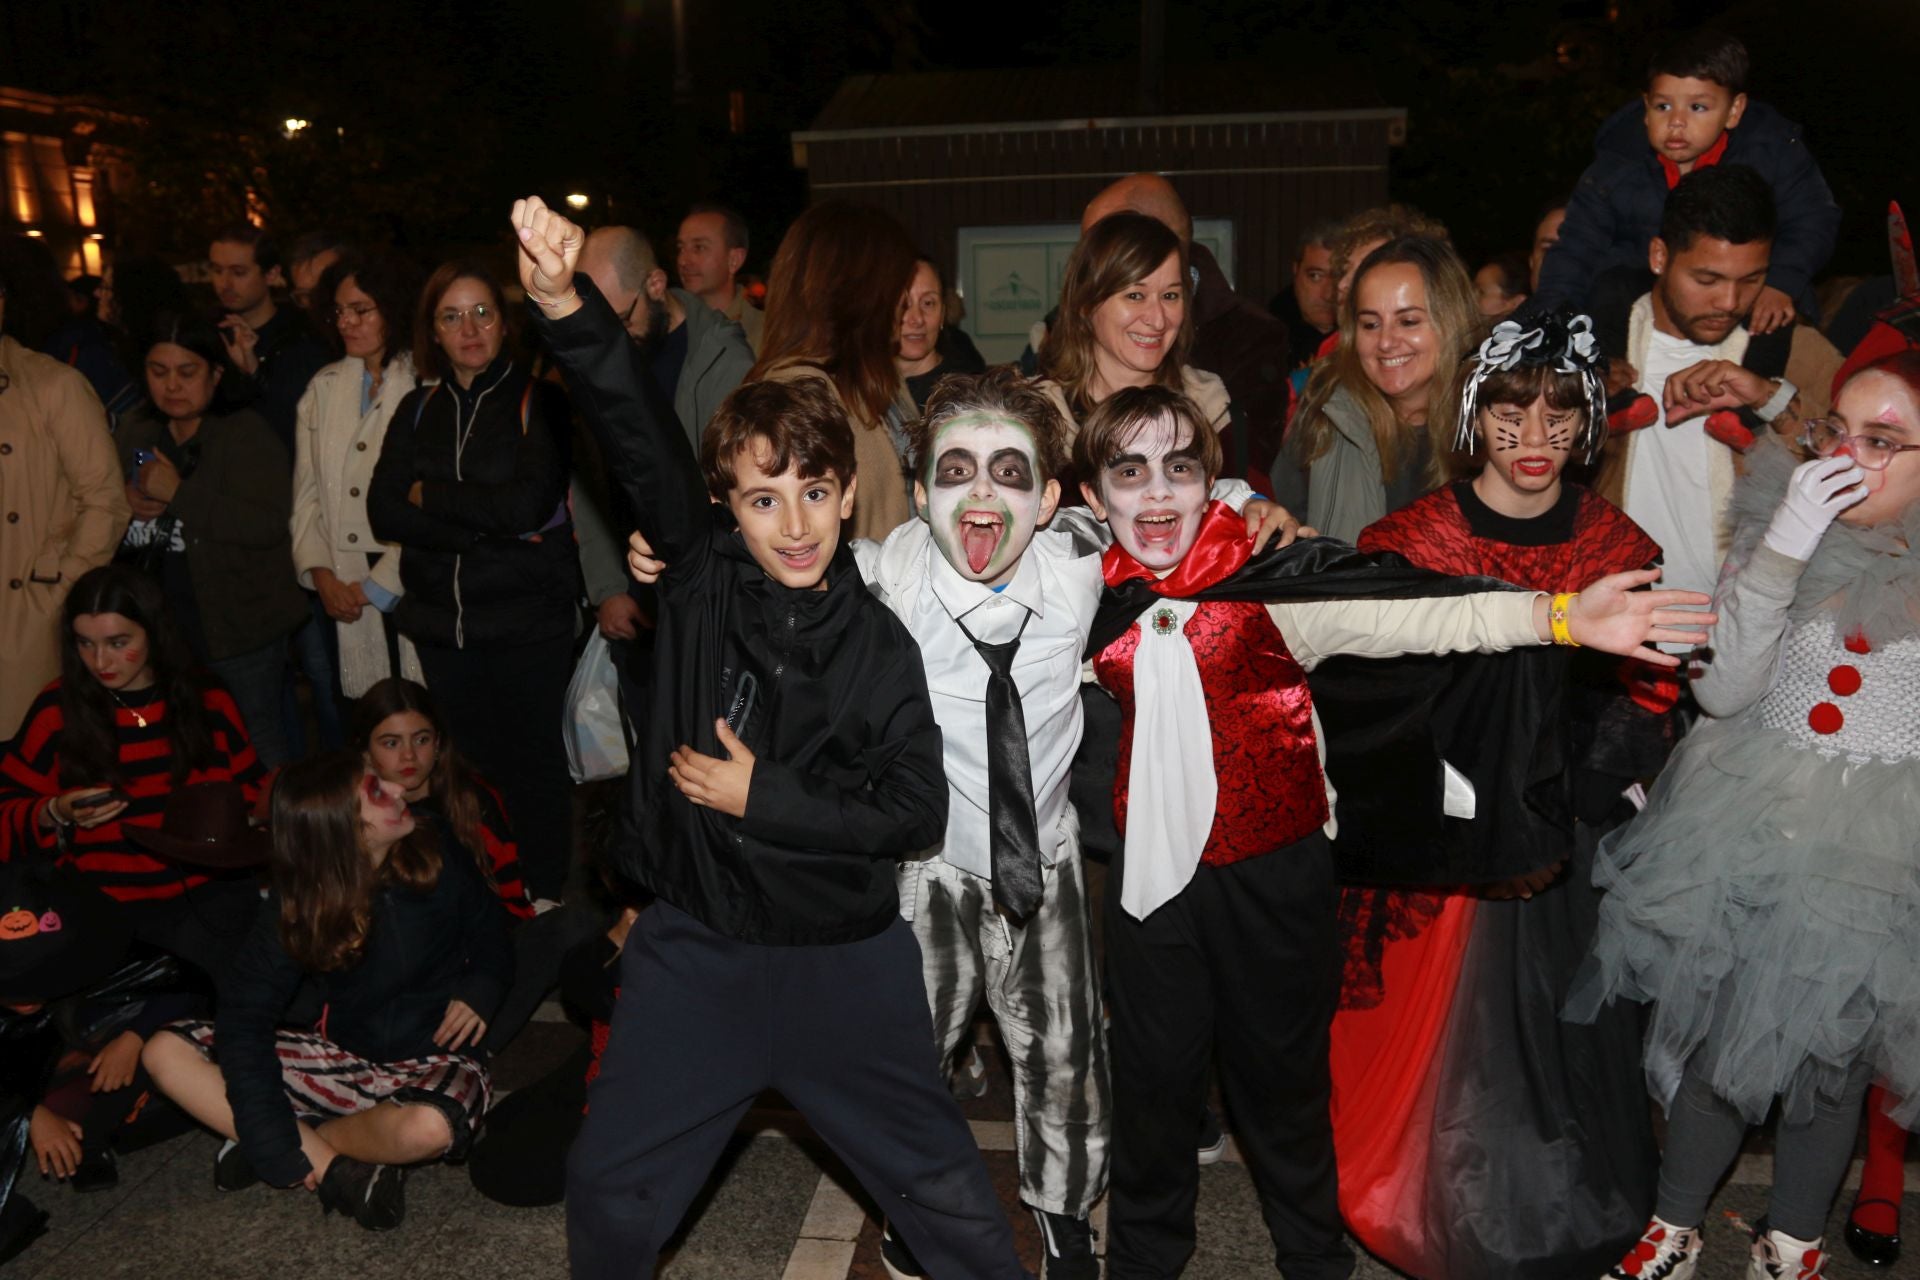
top-left (959, 510), bottom-right (1005, 575)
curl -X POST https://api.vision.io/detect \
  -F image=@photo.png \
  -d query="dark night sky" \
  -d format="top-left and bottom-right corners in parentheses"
top-left (4, 0), bottom-right (1915, 288)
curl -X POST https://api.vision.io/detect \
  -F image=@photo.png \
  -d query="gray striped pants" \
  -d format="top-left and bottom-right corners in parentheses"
top-left (899, 821), bottom-right (1111, 1217)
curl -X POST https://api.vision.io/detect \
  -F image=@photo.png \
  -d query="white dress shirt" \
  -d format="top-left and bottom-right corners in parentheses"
top-left (857, 520), bottom-right (1104, 880)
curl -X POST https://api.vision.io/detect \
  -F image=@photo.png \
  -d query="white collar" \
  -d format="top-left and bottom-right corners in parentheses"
top-left (926, 529), bottom-right (1048, 623)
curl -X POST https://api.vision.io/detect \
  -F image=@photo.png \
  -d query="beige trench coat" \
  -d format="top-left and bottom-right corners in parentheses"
top-left (0, 335), bottom-right (130, 737)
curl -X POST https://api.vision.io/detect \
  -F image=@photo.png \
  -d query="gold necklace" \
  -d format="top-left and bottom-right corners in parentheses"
top-left (107, 688), bottom-right (149, 729)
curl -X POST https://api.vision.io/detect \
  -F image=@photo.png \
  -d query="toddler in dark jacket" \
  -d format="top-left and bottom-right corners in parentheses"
top-left (1535, 30), bottom-right (1839, 333)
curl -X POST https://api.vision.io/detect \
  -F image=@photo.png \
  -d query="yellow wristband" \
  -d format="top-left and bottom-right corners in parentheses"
top-left (1549, 592), bottom-right (1580, 647)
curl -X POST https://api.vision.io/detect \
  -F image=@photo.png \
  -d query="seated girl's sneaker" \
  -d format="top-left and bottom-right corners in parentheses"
top-left (1748, 1225), bottom-right (1827, 1279)
top-left (1607, 1217), bottom-right (1701, 1279)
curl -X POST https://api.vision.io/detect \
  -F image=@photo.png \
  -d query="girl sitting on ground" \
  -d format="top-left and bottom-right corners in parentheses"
top-left (141, 751), bottom-right (512, 1231)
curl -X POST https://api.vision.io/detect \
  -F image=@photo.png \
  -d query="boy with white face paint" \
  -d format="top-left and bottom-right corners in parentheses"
top-left (1075, 385), bottom-right (1715, 1279)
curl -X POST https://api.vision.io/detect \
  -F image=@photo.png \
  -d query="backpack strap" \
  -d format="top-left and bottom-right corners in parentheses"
top-left (412, 382), bottom-right (442, 430)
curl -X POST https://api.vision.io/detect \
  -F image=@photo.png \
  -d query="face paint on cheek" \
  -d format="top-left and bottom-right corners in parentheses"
top-left (923, 416), bottom-right (1047, 581)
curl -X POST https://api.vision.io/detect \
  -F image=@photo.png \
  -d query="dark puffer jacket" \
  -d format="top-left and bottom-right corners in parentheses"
top-left (368, 356), bottom-right (580, 648)
top-left (1535, 98), bottom-right (1840, 318)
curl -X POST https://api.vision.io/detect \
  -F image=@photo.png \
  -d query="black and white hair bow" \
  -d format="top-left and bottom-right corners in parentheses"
top-left (1453, 311), bottom-right (1607, 460)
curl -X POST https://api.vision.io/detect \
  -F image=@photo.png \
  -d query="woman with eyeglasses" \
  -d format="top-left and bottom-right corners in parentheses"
top-left (1572, 352), bottom-right (1920, 1280)
top-left (289, 251), bottom-right (424, 725)
top-left (367, 261), bottom-right (580, 904)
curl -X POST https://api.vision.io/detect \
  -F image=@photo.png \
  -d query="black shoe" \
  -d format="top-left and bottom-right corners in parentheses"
top-left (1197, 1105), bottom-right (1228, 1165)
top-left (317, 1155), bottom-right (408, 1231)
top-left (213, 1138), bottom-right (259, 1192)
top-left (0, 1192), bottom-right (49, 1268)
top-left (69, 1146), bottom-right (119, 1193)
top-left (1032, 1208), bottom-right (1098, 1280)
top-left (1845, 1198), bottom-right (1902, 1268)
top-left (879, 1219), bottom-right (927, 1280)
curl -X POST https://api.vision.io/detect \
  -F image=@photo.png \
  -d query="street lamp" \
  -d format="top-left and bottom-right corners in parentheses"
top-left (283, 118), bottom-right (311, 138)
top-left (566, 193), bottom-right (590, 210)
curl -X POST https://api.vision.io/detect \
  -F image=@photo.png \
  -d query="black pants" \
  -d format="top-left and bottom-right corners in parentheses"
top-left (566, 901), bottom-right (1027, 1280)
top-left (416, 633), bottom-right (575, 899)
top-left (479, 901), bottom-right (608, 1054)
top-left (1104, 834), bottom-right (1353, 1280)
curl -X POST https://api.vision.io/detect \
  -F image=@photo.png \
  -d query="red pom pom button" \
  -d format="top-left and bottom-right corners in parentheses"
top-left (1828, 665), bottom-right (1862, 696)
top-left (1845, 631), bottom-right (1872, 655)
top-left (1808, 702), bottom-right (1844, 735)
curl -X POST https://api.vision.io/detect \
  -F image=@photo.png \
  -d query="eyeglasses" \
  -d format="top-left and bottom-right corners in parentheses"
top-left (433, 304), bottom-right (500, 332)
top-left (1801, 418), bottom-right (1920, 472)
top-left (330, 302), bottom-right (379, 326)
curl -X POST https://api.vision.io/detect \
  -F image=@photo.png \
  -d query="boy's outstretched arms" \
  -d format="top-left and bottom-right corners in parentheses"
top-left (512, 196), bottom-right (711, 572)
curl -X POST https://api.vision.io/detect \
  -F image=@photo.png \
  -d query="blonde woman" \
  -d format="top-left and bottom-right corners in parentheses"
top-left (1276, 236), bottom-right (1484, 542)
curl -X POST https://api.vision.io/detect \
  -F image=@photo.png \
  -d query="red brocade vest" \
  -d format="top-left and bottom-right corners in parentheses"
top-left (1094, 599), bottom-right (1330, 868)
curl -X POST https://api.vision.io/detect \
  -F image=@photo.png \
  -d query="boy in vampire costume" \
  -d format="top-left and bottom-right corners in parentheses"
top-left (1073, 384), bottom-right (1712, 1280)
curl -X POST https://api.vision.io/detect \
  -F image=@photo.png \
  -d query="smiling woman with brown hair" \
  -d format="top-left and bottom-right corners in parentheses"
top-left (1036, 211), bottom-right (1231, 428)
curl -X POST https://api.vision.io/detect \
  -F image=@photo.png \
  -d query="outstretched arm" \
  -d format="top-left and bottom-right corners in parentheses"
top-left (1280, 570), bottom-right (1713, 669)
top-left (512, 196), bottom-right (711, 572)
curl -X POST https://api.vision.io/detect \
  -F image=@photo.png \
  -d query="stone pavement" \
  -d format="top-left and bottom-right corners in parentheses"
top-left (11, 1013), bottom-right (1916, 1279)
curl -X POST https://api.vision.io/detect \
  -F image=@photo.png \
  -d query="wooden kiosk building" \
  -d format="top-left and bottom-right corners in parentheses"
top-left (792, 64), bottom-right (1406, 361)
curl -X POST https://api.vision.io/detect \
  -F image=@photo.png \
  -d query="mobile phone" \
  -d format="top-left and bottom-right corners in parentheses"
top-left (127, 447), bottom-right (155, 481)
top-left (70, 789), bottom-right (129, 812)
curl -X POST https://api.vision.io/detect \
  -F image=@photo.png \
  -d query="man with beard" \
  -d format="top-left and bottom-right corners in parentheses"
top-left (1590, 165), bottom-right (1824, 609)
top-left (574, 226), bottom-right (754, 645)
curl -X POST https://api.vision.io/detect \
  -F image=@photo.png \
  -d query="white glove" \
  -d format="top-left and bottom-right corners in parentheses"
top-left (1761, 455), bottom-right (1867, 561)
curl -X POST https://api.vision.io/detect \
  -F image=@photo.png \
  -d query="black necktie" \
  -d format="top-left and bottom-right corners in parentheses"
top-left (958, 610), bottom-right (1042, 921)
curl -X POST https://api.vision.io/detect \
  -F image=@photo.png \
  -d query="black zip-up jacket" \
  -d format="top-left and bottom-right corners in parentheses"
top-left (215, 847), bottom-right (513, 1188)
top-left (534, 277), bottom-right (947, 945)
top-left (368, 356), bottom-right (581, 648)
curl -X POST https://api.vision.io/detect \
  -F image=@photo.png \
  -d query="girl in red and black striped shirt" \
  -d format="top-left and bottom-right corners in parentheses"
top-left (0, 566), bottom-right (265, 975)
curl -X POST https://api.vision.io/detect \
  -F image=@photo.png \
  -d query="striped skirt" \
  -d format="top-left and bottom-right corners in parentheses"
top-left (166, 1020), bottom-right (491, 1158)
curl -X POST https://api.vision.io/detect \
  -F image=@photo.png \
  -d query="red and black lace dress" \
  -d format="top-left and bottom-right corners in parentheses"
top-left (1329, 480), bottom-right (1665, 1280)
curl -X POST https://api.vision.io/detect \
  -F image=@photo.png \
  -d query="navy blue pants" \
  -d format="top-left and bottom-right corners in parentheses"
top-left (566, 901), bottom-right (1026, 1280)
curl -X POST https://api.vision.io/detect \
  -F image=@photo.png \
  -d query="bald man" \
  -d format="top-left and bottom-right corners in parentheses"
top-left (572, 225), bottom-right (754, 644)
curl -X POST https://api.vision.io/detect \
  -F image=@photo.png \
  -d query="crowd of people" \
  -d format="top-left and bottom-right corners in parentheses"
top-left (1, 25), bottom-right (1916, 1280)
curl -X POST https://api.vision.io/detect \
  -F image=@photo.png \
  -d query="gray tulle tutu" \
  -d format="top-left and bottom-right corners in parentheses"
top-left (1568, 438), bottom-right (1920, 1127)
top-left (1570, 708), bottom-right (1920, 1127)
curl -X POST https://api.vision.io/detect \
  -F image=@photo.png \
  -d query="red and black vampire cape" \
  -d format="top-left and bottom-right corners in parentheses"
top-left (1086, 502), bottom-right (1571, 885)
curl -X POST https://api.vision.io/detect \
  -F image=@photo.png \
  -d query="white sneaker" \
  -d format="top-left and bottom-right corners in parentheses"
top-left (1748, 1225), bottom-right (1828, 1278)
top-left (1606, 1217), bottom-right (1701, 1279)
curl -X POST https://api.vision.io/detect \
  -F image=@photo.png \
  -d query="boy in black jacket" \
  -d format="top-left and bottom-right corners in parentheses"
top-left (512, 198), bottom-right (1026, 1280)
top-left (1534, 30), bottom-right (1839, 333)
